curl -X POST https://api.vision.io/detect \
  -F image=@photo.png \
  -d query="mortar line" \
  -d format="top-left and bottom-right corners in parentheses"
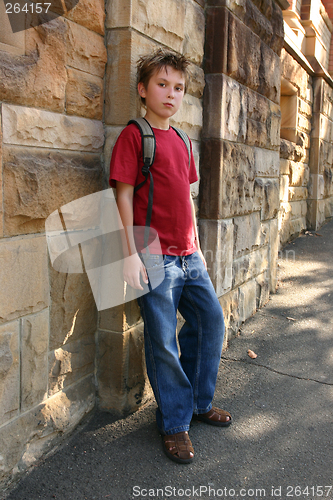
top-left (221, 356), bottom-right (333, 386)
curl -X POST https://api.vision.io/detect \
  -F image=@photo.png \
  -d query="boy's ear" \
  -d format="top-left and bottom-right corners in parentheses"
top-left (138, 82), bottom-right (146, 98)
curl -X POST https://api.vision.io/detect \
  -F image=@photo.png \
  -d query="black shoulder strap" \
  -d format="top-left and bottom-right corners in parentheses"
top-left (127, 117), bottom-right (155, 251)
top-left (128, 117), bottom-right (156, 174)
top-left (171, 126), bottom-right (191, 167)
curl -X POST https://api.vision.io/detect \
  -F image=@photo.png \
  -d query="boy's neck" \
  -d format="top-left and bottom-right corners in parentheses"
top-left (144, 111), bottom-right (170, 130)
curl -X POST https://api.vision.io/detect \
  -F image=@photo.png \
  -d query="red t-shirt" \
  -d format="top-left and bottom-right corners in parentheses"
top-left (109, 123), bottom-right (198, 255)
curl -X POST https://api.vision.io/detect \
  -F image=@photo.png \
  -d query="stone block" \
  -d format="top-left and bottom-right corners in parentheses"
top-left (308, 173), bottom-right (325, 200)
top-left (255, 271), bottom-right (270, 308)
top-left (105, 30), bottom-right (156, 126)
top-left (0, 17), bottom-right (67, 112)
top-left (233, 212), bottom-right (262, 258)
top-left (324, 167), bottom-right (333, 197)
top-left (312, 113), bottom-right (332, 141)
top-left (281, 48), bottom-right (311, 101)
top-left (2, 104), bottom-right (104, 152)
top-left (324, 197), bottom-right (333, 219)
top-left (3, 147), bottom-right (104, 236)
top-left (66, 68), bottom-right (104, 120)
top-left (256, 178), bottom-right (279, 220)
top-left (65, 20), bottom-right (107, 77)
top-left (0, 112), bottom-right (3, 239)
top-left (203, 74), bottom-right (280, 149)
top-left (254, 148), bottom-right (279, 177)
top-left (183, 0), bottom-right (205, 65)
top-left (232, 247), bottom-right (268, 289)
top-left (99, 300), bottom-right (142, 333)
top-left (106, 0), bottom-right (185, 53)
top-left (280, 175), bottom-right (289, 202)
top-left (218, 288), bottom-right (241, 342)
top-left (199, 139), bottom-right (224, 220)
top-left (104, 126), bottom-right (125, 176)
top-left (290, 200), bottom-right (307, 218)
top-left (21, 310), bottom-right (49, 412)
top-left (49, 266), bottom-right (98, 351)
top-left (0, 237), bottom-right (49, 324)
top-left (0, 321), bottom-right (20, 426)
top-left (227, 11), bottom-right (281, 104)
top-left (96, 325), bottom-right (152, 414)
top-left (280, 159), bottom-right (290, 176)
top-left (199, 218), bottom-right (234, 296)
top-left (0, 375), bottom-right (94, 490)
top-left (239, 279), bottom-right (257, 323)
top-left (290, 217), bottom-right (306, 236)
top-left (49, 335), bottom-right (95, 396)
top-left (63, 0), bottom-right (105, 35)
top-left (309, 138), bottom-right (332, 175)
top-left (307, 199), bottom-right (326, 230)
top-left (170, 94), bottom-right (203, 141)
top-left (280, 138), bottom-right (306, 162)
top-left (268, 217), bottom-right (279, 292)
top-left (205, 6), bottom-right (228, 75)
top-left (186, 64), bottom-right (205, 99)
top-left (288, 186), bottom-right (308, 202)
top-left (289, 161), bottom-right (310, 187)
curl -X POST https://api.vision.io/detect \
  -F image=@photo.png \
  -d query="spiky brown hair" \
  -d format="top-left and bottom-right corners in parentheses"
top-left (137, 48), bottom-right (190, 105)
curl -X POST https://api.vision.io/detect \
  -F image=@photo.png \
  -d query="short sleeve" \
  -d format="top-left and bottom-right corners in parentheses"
top-left (109, 124), bottom-right (142, 188)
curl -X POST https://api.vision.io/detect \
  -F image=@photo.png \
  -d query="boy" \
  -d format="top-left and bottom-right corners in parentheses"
top-left (109, 49), bottom-right (231, 464)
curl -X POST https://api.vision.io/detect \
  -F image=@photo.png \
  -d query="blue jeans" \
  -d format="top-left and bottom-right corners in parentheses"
top-left (137, 251), bottom-right (225, 435)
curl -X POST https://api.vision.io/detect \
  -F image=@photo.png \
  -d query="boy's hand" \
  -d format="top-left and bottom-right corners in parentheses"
top-left (123, 253), bottom-right (149, 290)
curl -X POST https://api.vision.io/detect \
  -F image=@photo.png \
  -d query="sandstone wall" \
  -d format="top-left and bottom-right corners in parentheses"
top-left (99, 0), bottom-right (206, 414)
top-left (0, 7), bottom-right (106, 489)
top-left (200, 0), bottom-right (284, 339)
top-left (279, 48), bottom-right (313, 245)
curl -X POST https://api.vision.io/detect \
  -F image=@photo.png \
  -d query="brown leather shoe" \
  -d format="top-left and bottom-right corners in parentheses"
top-left (162, 431), bottom-right (194, 464)
top-left (193, 407), bottom-right (232, 427)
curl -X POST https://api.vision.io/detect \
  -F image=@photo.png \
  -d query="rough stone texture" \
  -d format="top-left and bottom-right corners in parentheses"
top-left (0, 375), bottom-right (95, 490)
top-left (48, 335), bottom-right (95, 396)
top-left (63, 0), bottom-right (105, 35)
top-left (199, 218), bottom-right (234, 295)
top-left (268, 217), bottom-right (279, 291)
top-left (96, 325), bottom-right (153, 415)
top-left (233, 212), bottom-right (262, 258)
top-left (170, 93), bottom-right (203, 141)
top-left (65, 20), bottom-right (107, 77)
top-left (49, 267), bottom-right (98, 351)
top-left (3, 146), bottom-right (104, 236)
top-left (2, 104), bottom-right (104, 152)
top-left (66, 68), bottom-right (104, 120)
top-left (183, 0), bottom-right (205, 65)
top-left (232, 247), bottom-right (268, 289)
top-left (0, 321), bottom-right (20, 426)
top-left (105, 29), bottom-right (156, 126)
top-left (239, 279), bottom-right (257, 322)
top-left (21, 310), bottom-right (49, 412)
top-left (281, 48), bottom-right (312, 101)
top-left (203, 74), bottom-right (280, 149)
top-left (0, 18), bottom-right (67, 112)
top-left (99, 300), bottom-right (142, 333)
top-left (0, 237), bottom-right (49, 324)
top-left (106, 0), bottom-right (185, 54)
top-left (227, 11), bottom-right (281, 104)
top-left (0, 111), bottom-right (3, 239)
top-left (104, 126), bottom-right (125, 177)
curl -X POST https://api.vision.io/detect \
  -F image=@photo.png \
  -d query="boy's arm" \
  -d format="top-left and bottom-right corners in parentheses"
top-left (116, 181), bottom-right (148, 290)
top-left (190, 194), bottom-right (207, 268)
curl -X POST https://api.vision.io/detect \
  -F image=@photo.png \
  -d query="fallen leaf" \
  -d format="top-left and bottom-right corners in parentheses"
top-left (315, 233), bottom-right (322, 237)
top-left (248, 349), bottom-right (257, 359)
top-left (287, 316), bottom-right (296, 321)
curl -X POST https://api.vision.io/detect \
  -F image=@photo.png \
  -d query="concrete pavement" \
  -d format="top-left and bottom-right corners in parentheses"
top-left (3, 219), bottom-right (333, 500)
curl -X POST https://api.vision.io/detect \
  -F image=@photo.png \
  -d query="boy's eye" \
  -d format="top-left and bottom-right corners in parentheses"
top-left (158, 83), bottom-right (165, 87)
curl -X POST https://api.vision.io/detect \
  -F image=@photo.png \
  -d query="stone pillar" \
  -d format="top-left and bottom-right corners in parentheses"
top-left (0, 5), bottom-right (106, 488)
top-left (200, 0), bottom-right (284, 340)
top-left (100, 0), bottom-right (205, 414)
top-left (308, 77), bottom-right (333, 228)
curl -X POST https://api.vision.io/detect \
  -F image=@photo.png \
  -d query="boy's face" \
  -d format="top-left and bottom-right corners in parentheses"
top-left (138, 66), bottom-right (185, 123)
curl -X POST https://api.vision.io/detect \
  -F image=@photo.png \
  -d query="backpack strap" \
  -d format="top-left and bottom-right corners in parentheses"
top-left (127, 117), bottom-right (156, 252)
top-left (171, 126), bottom-right (191, 167)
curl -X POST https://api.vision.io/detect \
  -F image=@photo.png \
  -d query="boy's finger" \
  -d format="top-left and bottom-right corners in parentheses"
top-left (140, 265), bottom-right (149, 284)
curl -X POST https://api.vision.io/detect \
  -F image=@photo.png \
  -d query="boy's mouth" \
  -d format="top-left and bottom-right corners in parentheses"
top-left (163, 103), bottom-right (174, 108)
